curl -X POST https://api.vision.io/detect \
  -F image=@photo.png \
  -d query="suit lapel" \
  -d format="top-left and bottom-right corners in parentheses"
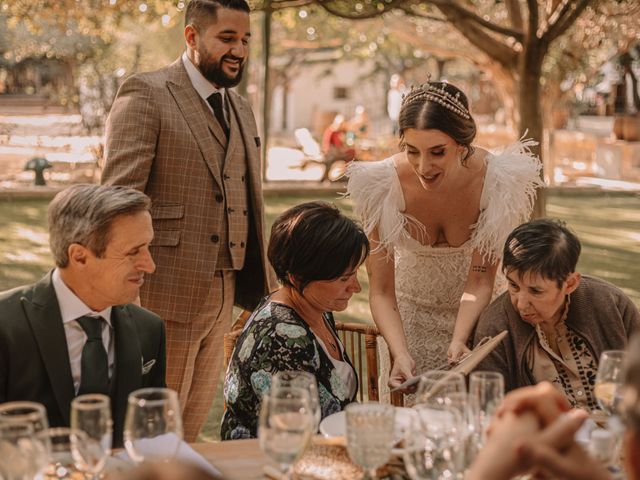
top-left (165, 60), bottom-right (224, 189)
top-left (111, 306), bottom-right (142, 424)
top-left (23, 273), bottom-right (75, 425)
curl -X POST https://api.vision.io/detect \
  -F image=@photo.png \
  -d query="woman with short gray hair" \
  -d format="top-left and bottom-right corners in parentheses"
top-left (473, 219), bottom-right (639, 407)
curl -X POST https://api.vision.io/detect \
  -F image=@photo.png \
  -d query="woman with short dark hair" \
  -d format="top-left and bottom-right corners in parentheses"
top-left (220, 201), bottom-right (367, 440)
top-left (346, 81), bottom-right (542, 400)
top-left (473, 219), bottom-right (639, 407)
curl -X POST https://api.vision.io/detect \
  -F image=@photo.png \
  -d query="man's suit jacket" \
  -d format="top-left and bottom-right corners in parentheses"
top-left (102, 58), bottom-right (274, 323)
top-left (0, 273), bottom-right (166, 447)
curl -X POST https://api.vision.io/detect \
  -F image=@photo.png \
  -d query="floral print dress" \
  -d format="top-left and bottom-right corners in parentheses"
top-left (220, 298), bottom-right (358, 440)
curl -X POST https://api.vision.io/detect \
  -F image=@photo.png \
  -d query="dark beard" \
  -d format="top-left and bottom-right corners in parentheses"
top-left (198, 55), bottom-right (245, 88)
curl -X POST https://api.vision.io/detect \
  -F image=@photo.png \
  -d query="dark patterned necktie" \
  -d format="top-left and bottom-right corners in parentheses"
top-left (76, 316), bottom-right (109, 395)
top-left (207, 92), bottom-right (230, 139)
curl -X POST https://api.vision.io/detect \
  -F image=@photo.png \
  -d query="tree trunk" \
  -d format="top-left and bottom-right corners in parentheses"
top-left (518, 48), bottom-right (546, 218)
top-left (486, 63), bottom-right (518, 130)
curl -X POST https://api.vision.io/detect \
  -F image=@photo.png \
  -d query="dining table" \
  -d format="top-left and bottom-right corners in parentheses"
top-left (191, 438), bottom-right (273, 479)
top-left (190, 436), bottom-right (401, 480)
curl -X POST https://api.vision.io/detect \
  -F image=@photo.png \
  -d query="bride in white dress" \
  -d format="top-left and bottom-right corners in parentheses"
top-left (346, 81), bottom-right (542, 400)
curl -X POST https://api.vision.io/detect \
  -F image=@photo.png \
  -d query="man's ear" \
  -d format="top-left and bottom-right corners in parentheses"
top-left (184, 24), bottom-right (198, 49)
top-left (565, 272), bottom-right (581, 295)
top-left (67, 243), bottom-right (89, 267)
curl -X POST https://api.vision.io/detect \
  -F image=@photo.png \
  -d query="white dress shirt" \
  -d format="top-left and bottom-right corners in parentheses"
top-left (182, 51), bottom-right (228, 123)
top-left (52, 269), bottom-right (114, 394)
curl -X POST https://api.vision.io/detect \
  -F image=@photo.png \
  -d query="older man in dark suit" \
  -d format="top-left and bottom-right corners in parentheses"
top-left (0, 184), bottom-right (166, 447)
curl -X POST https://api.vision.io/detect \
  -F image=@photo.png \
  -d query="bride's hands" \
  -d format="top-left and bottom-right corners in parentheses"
top-left (447, 339), bottom-right (471, 364)
top-left (388, 354), bottom-right (416, 392)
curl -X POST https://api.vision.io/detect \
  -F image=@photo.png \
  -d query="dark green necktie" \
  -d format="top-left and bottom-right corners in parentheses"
top-left (207, 92), bottom-right (230, 139)
top-left (76, 316), bottom-right (109, 395)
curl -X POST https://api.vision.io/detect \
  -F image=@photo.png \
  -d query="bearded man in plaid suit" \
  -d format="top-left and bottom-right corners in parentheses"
top-left (102, 0), bottom-right (273, 440)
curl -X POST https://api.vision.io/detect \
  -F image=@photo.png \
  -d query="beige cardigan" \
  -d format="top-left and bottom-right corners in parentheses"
top-left (472, 276), bottom-right (640, 392)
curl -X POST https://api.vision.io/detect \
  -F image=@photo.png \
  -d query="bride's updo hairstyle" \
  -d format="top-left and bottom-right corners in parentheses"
top-left (399, 81), bottom-right (476, 165)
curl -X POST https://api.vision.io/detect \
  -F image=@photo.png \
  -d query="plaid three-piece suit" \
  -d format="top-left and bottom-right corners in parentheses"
top-left (102, 57), bottom-right (273, 440)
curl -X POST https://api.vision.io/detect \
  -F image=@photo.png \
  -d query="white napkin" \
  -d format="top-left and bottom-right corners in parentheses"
top-left (114, 433), bottom-right (222, 478)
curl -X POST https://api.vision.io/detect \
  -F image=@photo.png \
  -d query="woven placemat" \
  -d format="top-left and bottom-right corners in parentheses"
top-left (294, 438), bottom-right (397, 480)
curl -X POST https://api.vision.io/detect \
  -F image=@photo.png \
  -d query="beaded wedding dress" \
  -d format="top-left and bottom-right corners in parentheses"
top-left (346, 140), bottom-right (542, 401)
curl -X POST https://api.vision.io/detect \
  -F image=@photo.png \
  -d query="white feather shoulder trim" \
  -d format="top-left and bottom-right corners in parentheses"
top-left (345, 158), bottom-right (424, 253)
top-left (472, 139), bottom-right (544, 262)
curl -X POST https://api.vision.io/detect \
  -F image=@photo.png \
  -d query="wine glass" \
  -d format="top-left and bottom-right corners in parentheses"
top-left (594, 350), bottom-right (627, 416)
top-left (415, 370), bottom-right (466, 404)
top-left (403, 403), bottom-right (464, 480)
top-left (70, 394), bottom-right (112, 478)
top-left (0, 401), bottom-right (50, 479)
top-left (419, 390), bottom-right (478, 477)
top-left (345, 402), bottom-right (395, 479)
top-left (469, 371), bottom-right (504, 442)
top-left (123, 387), bottom-right (183, 463)
top-left (0, 401), bottom-right (49, 433)
top-left (271, 371), bottom-right (321, 431)
top-left (258, 387), bottom-right (314, 480)
top-left (0, 422), bottom-right (48, 480)
top-left (36, 427), bottom-right (79, 479)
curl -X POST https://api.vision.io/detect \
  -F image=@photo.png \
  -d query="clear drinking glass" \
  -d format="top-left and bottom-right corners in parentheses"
top-left (403, 403), bottom-right (464, 480)
top-left (258, 387), bottom-right (314, 480)
top-left (0, 401), bottom-right (49, 433)
top-left (36, 427), bottom-right (79, 480)
top-left (271, 370), bottom-right (322, 431)
top-left (70, 394), bottom-right (112, 478)
top-left (123, 387), bottom-right (183, 463)
top-left (594, 350), bottom-right (627, 416)
top-left (0, 422), bottom-right (48, 480)
top-left (0, 401), bottom-right (50, 480)
top-left (345, 402), bottom-right (395, 479)
top-left (415, 370), bottom-right (466, 404)
top-left (418, 390), bottom-right (478, 477)
top-left (469, 371), bottom-right (504, 442)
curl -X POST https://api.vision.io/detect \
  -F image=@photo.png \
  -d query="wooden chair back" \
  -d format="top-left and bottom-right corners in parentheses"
top-left (223, 309), bottom-right (252, 374)
top-left (335, 322), bottom-right (404, 406)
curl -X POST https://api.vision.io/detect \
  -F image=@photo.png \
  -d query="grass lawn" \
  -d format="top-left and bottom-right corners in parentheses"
top-left (1, 189), bottom-right (639, 440)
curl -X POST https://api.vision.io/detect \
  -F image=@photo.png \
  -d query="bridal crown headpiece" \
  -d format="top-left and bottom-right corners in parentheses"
top-left (401, 81), bottom-right (471, 120)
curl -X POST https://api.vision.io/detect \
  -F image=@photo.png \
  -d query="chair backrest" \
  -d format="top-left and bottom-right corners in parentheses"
top-left (222, 314), bottom-right (403, 407)
top-left (335, 322), bottom-right (404, 407)
top-left (223, 309), bottom-right (253, 374)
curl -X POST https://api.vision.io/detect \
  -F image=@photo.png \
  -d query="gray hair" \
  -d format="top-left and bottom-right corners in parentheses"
top-left (48, 184), bottom-right (151, 267)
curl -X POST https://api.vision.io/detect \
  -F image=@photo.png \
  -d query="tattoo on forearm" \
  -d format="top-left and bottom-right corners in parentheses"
top-left (472, 265), bottom-right (487, 273)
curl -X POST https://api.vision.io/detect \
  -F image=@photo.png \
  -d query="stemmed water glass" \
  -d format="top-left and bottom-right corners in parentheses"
top-left (594, 350), bottom-right (627, 416)
top-left (36, 427), bottom-right (79, 479)
top-left (70, 393), bottom-right (113, 478)
top-left (271, 370), bottom-right (321, 431)
top-left (0, 422), bottom-right (48, 480)
top-left (0, 401), bottom-right (50, 479)
top-left (345, 402), bottom-right (395, 480)
top-left (258, 386), bottom-right (314, 480)
top-left (469, 371), bottom-right (504, 442)
top-left (403, 402), bottom-right (464, 480)
top-left (123, 387), bottom-right (183, 463)
top-left (0, 401), bottom-right (49, 433)
top-left (415, 370), bottom-right (466, 404)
